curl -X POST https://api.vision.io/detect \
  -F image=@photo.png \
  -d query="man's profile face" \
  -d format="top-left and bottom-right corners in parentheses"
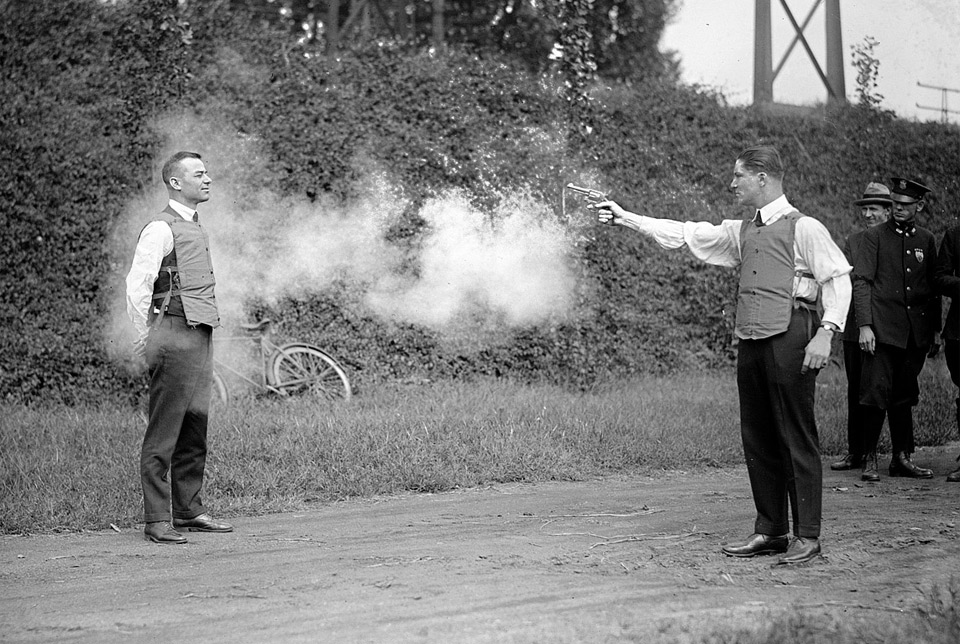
top-left (730, 160), bottom-right (763, 209)
top-left (860, 204), bottom-right (889, 227)
top-left (169, 157), bottom-right (211, 207)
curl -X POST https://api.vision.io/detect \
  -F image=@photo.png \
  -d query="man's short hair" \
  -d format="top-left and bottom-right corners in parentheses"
top-left (737, 145), bottom-right (784, 180)
top-left (161, 151), bottom-right (202, 185)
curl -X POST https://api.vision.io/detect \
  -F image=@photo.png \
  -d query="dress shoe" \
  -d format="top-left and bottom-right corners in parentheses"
top-left (777, 537), bottom-right (821, 565)
top-left (721, 533), bottom-right (789, 558)
top-left (888, 452), bottom-right (933, 479)
top-left (144, 521), bottom-right (187, 544)
top-left (173, 513), bottom-right (233, 533)
top-left (860, 452), bottom-right (880, 482)
top-left (947, 461), bottom-right (960, 483)
top-left (830, 453), bottom-right (861, 471)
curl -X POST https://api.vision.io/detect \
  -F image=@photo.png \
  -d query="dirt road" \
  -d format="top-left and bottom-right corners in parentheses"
top-left (3, 446), bottom-right (960, 643)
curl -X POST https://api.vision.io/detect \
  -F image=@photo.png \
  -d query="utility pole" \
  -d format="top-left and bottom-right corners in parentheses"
top-left (753, 0), bottom-right (847, 107)
top-left (916, 82), bottom-right (960, 124)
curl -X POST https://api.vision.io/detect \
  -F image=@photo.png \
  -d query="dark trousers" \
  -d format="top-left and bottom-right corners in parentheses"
top-left (842, 340), bottom-right (869, 456)
top-left (946, 339), bottom-right (960, 435)
top-left (141, 315), bottom-right (213, 523)
top-left (859, 340), bottom-right (927, 456)
top-left (737, 308), bottom-right (822, 539)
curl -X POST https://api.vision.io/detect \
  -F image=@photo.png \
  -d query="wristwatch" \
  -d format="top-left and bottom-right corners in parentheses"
top-left (820, 323), bottom-right (837, 334)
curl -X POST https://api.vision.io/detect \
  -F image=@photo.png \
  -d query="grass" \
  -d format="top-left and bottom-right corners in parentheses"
top-left (688, 577), bottom-right (960, 644)
top-left (2, 367), bottom-right (958, 643)
top-left (1, 362), bottom-right (956, 535)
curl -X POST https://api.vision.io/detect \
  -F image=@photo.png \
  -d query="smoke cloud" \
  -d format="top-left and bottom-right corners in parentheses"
top-left (104, 110), bottom-right (587, 362)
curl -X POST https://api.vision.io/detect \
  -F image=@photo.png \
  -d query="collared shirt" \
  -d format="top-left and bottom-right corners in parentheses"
top-left (124, 200), bottom-right (198, 342)
top-left (621, 195), bottom-right (852, 330)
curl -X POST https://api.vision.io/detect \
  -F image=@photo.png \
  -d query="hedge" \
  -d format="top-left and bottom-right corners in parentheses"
top-left (2, 0), bottom-right (959, 403)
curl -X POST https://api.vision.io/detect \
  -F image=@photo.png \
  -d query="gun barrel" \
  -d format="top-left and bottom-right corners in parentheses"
top-left (566, 184), bottom-right (606, 201)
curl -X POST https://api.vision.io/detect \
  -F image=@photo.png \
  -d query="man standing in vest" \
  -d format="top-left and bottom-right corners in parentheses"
top-left (125, 151), bottom-right (233, 544)
top-left (853, 178), bottom-right (941, 480)
top-left (592, 145), bottom-right (851, 565)
top-left (831, 183), bottom-right (892, 480)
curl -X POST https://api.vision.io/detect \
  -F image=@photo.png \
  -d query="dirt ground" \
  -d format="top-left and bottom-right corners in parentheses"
top-left (3, 445), bottom-right (960, 644)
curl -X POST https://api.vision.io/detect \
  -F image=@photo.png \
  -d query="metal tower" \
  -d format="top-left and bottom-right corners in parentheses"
top-left (754, 0), bottom-right (846, 106)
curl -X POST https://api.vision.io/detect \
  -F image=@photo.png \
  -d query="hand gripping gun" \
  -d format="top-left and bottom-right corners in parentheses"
top-left (562, 183), bottom-right (612, 225)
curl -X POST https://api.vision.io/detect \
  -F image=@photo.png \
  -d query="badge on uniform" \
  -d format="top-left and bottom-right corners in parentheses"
top-left (914, 248), bottom-right (925, 263)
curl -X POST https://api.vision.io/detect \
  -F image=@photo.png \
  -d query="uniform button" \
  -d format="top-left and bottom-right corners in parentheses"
top-left (907, 286), bottom-right (912, 291)
top-left (907, 250), bottom-right (912, 255)
top-left (906, 268), bottom-right (912, 272)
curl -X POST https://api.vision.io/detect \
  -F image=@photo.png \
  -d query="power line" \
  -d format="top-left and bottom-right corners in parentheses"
top-left (916, 81), bottom-right (960, 123)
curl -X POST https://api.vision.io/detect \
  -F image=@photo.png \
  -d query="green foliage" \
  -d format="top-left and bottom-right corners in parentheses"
top-left (852, 35), bottom-right (884, 111)
top-left (225, 0), bottom-right (678, 83)
top-left (0, 374), bottom-right (742, 532)
top-left (2, 0), bottom-right (960, 403)
top-left (0, 0), bottom-right (194, 403)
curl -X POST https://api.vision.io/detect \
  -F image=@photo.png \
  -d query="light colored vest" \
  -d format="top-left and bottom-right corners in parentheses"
top-left (149, 209), bottom-right (220, 329)
top-left (736, 212), bottom-right (813, 340)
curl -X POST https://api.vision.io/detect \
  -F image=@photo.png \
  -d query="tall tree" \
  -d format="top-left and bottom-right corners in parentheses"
top-left (221, 0), bottom-right (678, 81)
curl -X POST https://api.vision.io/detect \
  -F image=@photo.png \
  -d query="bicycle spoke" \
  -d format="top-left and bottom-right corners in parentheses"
top-left (270, 344), bottom-right (352, 401)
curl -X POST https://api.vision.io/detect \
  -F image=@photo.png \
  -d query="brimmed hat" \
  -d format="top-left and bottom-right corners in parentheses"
top-left (854, 182), bottom-right (892, 206)
top-left (889, 177), bottom-right (930, 204)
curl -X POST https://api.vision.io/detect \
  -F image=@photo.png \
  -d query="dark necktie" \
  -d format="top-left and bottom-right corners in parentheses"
top-left (754, 211), bottom-right (764, 227)
top-left (192, 211), bottom-right (199, 223)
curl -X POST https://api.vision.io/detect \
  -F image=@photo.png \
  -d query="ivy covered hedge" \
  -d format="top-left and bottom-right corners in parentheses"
top-left (3, 0), bottom-right (959, 403)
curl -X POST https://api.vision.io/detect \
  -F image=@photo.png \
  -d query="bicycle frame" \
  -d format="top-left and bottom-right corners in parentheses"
top-left (211, 319), bottom-right (352, 405)
top-left (213, 327), bottom-right (286, 396)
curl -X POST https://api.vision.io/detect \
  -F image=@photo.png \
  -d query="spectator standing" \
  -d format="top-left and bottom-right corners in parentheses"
top-left (852, 178), bottom-right (941, 480)
top-left (831, 183), bottom-right (892, 479)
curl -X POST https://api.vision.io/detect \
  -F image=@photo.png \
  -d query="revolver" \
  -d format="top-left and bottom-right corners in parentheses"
top-left (564, 183), bottom-right (613, 225)
top-left (565, 183), bottom-right (607, 204)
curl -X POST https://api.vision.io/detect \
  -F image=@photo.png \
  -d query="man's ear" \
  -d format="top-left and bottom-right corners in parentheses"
top-left (168, 177), bottom-right (181, 191)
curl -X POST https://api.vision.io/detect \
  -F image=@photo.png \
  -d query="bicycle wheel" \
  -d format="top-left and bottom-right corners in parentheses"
top-left (270, 343), bottom-right (352, 402)
top-left (211, 369), bottom-right (230, 408)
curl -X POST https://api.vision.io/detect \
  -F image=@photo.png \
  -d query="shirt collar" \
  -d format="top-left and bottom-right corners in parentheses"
top-left (168, 199), bottom-right (197, 222)
top-left (889, 218), bottom-right (917, 237)
top-left (755, 194), bottom-right (792, 226)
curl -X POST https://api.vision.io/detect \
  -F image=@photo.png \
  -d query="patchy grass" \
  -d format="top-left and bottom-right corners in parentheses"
top-left (1, 364), bottom-right (955, 534)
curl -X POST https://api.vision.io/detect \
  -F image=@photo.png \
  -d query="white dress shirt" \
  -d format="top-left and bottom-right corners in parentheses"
top-left (618, 195), bottom-right (852, 331)
top-left (125, 200), bottom-right (198, 343)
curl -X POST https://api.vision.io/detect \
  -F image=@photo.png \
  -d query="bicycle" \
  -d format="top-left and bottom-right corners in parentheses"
top-left (211, 318), bottom-right (351, 406)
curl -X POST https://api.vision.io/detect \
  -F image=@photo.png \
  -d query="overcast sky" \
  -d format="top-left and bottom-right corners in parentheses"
top-left (660, 0), bottom-right (960, 123)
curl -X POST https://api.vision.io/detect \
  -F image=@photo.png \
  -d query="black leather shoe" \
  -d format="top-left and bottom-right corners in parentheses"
top-left (830, 454), bottom-right (861, 471)
top-left (173, 513), bottom-right (233, 533)
top-left (860, 453), bottom-right (880, 482)
top-left (947, 463), bottom-right (960, 483)
top-left (889, 452), bottom-right (933, 479)
top-left (722, 533), bottom-right (789, 558)
top-left (144, 521), bottom-right (187, 544)
top-left (777, 537), bottom-right (821, 565)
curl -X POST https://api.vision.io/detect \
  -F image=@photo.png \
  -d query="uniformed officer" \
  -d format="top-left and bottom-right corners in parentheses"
top-left (852, 177), bottom-right (941, 480)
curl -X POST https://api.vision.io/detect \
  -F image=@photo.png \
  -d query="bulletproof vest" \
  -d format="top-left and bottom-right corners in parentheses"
top-left (148, 209), bottom-right (220, 329)
top-left (736, 211), bottom-right (811, 339)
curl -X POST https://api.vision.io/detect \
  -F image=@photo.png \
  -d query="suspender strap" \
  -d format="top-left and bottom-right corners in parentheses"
top-left (150, 266), bottom-right (179, 331)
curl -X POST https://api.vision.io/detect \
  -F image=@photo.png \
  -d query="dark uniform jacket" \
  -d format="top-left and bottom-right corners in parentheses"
top-left (934, 223), bottom-right (960, 342)
top-left (852, 218), bottom-right (941, 349)
top-left (842, 229), bottom-right (868, 343)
